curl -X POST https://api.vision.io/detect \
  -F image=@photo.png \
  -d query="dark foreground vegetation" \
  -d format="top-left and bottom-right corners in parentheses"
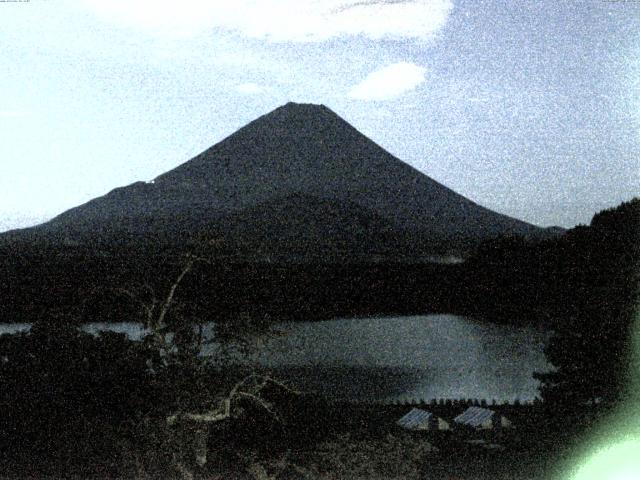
top-left (0, 199), bottom-right (637, 478)
top-left (0, 320), bottom-right (611, 479)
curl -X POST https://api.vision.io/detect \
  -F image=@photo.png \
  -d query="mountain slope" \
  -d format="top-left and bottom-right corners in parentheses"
top-left (2, 102), bottom-right (552, 256)
top-left (202, 193), bottom-right (420, 262)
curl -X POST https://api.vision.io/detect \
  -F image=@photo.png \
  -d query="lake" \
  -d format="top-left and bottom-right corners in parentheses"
top-left (0, 314), bottom-right (550, 403)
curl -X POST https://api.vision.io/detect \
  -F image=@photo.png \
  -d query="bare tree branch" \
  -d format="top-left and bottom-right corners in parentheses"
top-left (236, 391), bottom-right (282, 424)
top-left (166, 374), bottom-right (302, 429)
top-left (113, 287), bottom-right (156, 324)
top-left (156, 258), bottom-right (195, 330)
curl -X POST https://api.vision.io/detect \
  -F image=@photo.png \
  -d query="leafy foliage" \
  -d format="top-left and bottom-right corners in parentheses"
top-left (461, 198), bottom-right (639, 407)
top-left (534, 199), bottom-right (639, 406)
top-left (0, 320), bottom-right (162, 473)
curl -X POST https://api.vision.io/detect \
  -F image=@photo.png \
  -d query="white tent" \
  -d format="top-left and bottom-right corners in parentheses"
top-left (453, 407), bottom-right (512, 430)
top-left (397, 408), bottom-right (450, 431)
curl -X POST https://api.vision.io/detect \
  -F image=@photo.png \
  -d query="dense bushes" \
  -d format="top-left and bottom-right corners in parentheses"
top-left (534, 200), bottom-right (639, 407)
top-left (0, 322), bottom-right (164, 474)
top-left (0, 319), bottom-right (306, 477)
top-left (461, 198), bottom-right (639, 407)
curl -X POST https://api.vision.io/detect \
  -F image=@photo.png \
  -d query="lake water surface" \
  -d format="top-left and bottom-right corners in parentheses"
top-left (0, 315), bottom-right (550, 403)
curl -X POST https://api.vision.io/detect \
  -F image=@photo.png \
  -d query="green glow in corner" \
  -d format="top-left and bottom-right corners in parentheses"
top-left (565, 308), bottom-right (640, 480)
top-left (570, 440), bottom-right (640, 480)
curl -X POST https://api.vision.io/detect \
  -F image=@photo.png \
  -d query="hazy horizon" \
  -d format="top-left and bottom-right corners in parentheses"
top-left (1, 0), bottom-right (638, 232)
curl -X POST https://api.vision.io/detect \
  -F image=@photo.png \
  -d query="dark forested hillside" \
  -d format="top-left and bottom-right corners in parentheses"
top-left (1, 199), bottom-right (635, 333)
top-left (458, 198), bottom-right (639, 326)
top-left (0, 241), bottom-right (461, 325)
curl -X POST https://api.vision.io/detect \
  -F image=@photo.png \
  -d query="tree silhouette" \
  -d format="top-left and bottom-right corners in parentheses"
top-left (534, 198), bottom-right (639, 408)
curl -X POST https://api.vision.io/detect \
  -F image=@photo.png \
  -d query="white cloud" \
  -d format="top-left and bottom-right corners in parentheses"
top-left (348, 62), bottom-right (426, 101)
top-left (0, 110), bottom-right (28, 118)
top-left (80, 0), bottom-right (453, 42)
top-left (235, 82), bottom-right (266, 95)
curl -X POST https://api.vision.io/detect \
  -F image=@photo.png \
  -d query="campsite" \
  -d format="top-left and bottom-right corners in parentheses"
top-left (209, 395), bottom-right (602, 480)
top-left (1, 1), bottom-right (639, 477)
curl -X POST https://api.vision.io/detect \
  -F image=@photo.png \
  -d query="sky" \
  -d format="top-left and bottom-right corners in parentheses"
top-left (0, 0), bottom-right (638, 232)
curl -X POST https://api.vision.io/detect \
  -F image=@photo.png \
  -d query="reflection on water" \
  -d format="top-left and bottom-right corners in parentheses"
top-left (266, 365), bottom-right (431, 403)
top-left (258, 315), bottom-right (550, 402)
top-left (0, 314), bottom-right (550, 402)
top-left (82, 322), bottom-right (149, 340)
top-left (0, 323), bottom-right (31, 335)
top-left (0, 323), bottom-right (150, 340)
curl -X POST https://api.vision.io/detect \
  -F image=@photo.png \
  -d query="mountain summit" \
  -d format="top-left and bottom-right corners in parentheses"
top-left (4, 102), bottom-right (549, 258)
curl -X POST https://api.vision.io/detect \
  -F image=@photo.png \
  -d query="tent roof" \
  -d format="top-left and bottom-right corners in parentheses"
top-left (397, 408), bottom-right (433, 429)
top-left (454, 407), bottom-right (495, 427)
